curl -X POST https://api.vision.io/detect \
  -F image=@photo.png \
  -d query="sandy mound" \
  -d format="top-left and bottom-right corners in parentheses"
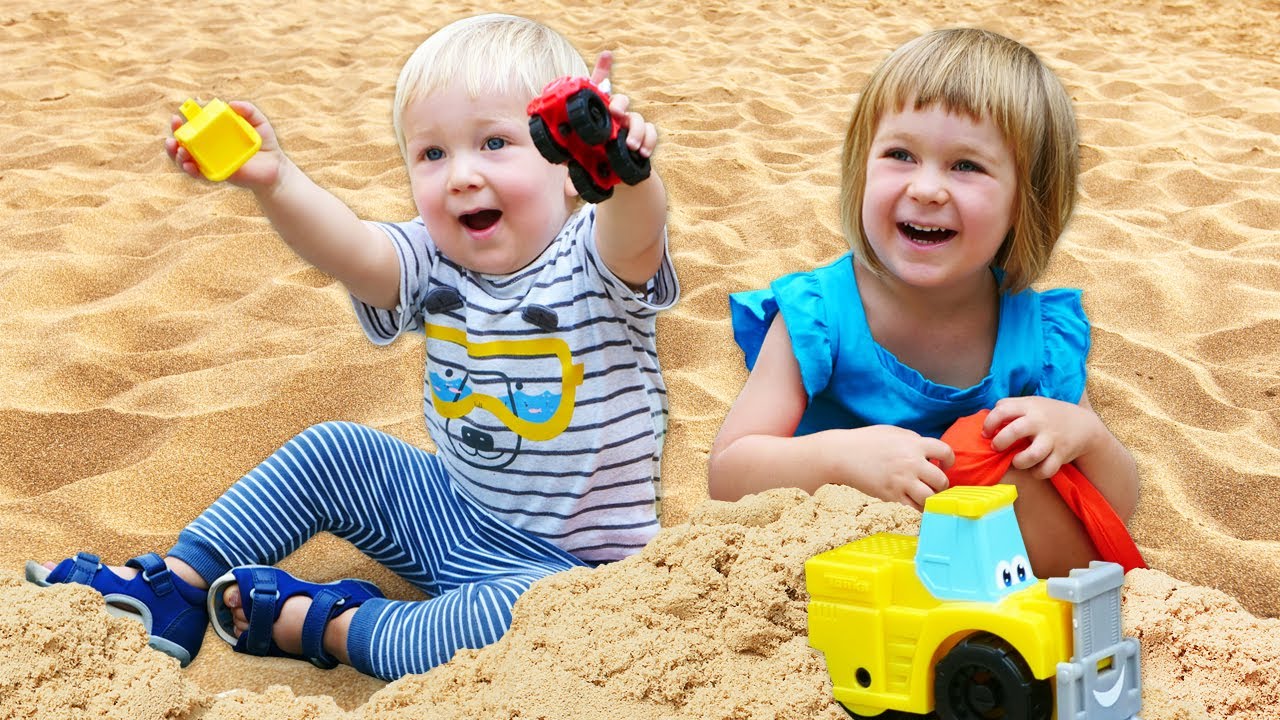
top-left (5, 487), bottom-right (1277, 719)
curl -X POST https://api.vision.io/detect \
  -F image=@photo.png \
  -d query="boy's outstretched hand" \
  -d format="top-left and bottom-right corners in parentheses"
top-left (590, 51), bottom-right (657, 159)
top-left (165, 100), bottom-right (284, 188)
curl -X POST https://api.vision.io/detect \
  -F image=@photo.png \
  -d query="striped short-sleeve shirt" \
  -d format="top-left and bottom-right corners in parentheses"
top-left (353, 207), bottom-right (679, 563)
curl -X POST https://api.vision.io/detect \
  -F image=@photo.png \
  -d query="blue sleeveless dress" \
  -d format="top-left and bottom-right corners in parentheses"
top-left (729, 254), bottom-right (1090, 439)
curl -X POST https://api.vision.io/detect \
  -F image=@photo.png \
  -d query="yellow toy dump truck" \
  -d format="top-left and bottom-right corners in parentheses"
top-left (807, 485), bottom-right (1141, 720)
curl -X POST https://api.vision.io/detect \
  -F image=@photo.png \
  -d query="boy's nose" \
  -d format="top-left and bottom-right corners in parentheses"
top-left (447, 156), bottom-right (483, 192)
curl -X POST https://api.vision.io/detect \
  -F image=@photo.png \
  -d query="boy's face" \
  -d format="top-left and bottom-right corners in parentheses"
top-left (861, 103), bottom-right (1017, 292)
top-left (401, 83), bottom-right (575, 275)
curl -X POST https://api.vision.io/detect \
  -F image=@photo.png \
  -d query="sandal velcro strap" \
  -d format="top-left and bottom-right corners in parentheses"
top-left (126, 553), bottom-right (176, 597)
top-left (301, 587), bottom-right (347, 669)
top-left (245, 567), bottom-right (282, 657)
top-left (67, 552), bottom-right (101, 585)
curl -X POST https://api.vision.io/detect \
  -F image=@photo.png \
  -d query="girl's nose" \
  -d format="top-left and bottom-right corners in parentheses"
top-left (907, 167), bottom-right (949, 205)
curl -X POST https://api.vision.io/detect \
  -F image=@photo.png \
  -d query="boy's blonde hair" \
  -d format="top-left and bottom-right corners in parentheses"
top-left (840, 28), bottom-right (1078, 292)
top-left (392, 14), bottom-right (590, 162)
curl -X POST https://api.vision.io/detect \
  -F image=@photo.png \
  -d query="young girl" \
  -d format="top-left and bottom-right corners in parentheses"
top-left (708, 28), bottom-right (1139, 578)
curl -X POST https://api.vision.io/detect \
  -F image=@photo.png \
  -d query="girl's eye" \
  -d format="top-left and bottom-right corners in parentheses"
top-left (886, 148), bottom-right (913, 162)
top-left (954, 159), bottom-right (984, 173)
top-left (484, 137), bottom-right (507, 151)
top-left (422, 147), bottom-right (444, 161)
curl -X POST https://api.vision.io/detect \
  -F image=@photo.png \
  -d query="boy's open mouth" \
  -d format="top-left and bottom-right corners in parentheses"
top-left (899, 222), bottom-right (956, 244)
top-left (461, 210), bottom-right (502, 231)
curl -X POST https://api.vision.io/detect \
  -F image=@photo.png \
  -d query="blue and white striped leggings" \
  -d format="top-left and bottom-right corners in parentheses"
top-left (167, 421), bottom-right (585, 680)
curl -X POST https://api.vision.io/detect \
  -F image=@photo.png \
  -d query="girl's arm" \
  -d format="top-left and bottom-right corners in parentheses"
top-left (1070, 393), bottom-right (1140, 520)
top-left (709, 316), bottom-right (820, 500)
top-left (709, 316), bottom-right (954, 507)
top-left (168, 101), bottom-right (399, 310)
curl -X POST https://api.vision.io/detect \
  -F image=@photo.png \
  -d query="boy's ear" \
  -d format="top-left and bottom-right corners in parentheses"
top-left (564, 173), bottom-right (579, 199)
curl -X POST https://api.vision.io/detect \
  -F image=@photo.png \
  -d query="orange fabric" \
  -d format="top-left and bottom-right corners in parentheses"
top-left (940, 410), bottom-right (1146, 573)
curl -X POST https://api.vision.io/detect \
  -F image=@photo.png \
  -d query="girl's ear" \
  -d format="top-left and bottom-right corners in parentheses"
top-left (564, 174), bottom-right (579, 199)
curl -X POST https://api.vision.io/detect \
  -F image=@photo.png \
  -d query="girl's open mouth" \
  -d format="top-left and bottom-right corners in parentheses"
top-left (899, 222), bottom-right (956, 244)
top-left (462, 210), bottom-right (502, 231)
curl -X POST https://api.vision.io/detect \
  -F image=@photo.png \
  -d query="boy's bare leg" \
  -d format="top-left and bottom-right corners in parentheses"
top-left (1000, 468), bottom-right (1100, 578)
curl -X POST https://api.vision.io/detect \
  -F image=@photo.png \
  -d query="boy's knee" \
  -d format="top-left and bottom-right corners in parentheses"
top-left (302, 420), bottom-right (368, 439)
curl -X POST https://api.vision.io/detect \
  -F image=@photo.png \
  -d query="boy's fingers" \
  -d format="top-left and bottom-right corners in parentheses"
top-left (590, 51), bottom-right (614, 86)
top-left (228, 100), bottom-right (256, 118)
top-left (634, 122), bottom-right (657, 156)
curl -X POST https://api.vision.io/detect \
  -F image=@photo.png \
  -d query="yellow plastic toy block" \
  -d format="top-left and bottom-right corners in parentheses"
top-left (173, 98), bottom-right (261, 182)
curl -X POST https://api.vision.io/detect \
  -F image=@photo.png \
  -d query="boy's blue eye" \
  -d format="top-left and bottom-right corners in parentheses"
top-left (423, 147), bottom-right (444, 161)
top-left (484, 137), bottom-right (506, 151)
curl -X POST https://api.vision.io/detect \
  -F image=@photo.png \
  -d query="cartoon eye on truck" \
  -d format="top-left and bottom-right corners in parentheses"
top-left (806, 485), bottom-right (1142, 720)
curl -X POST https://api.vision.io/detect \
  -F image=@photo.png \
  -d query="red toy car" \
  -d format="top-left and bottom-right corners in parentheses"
top-left (527, 76), bottom-right (650, 203)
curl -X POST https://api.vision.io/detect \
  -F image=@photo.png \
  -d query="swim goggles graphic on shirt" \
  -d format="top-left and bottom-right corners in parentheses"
top-left (424, 323), bottom-right (584, 442)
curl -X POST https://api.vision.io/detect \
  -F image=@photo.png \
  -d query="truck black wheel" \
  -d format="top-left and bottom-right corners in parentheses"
top-left (529, 115), bottom-right (570, 165)
top-left (568, 161), bottom-right (612, 203)
top-left (566, 89), bottom-right (611, 145)
top-left (934, 633), bottom-right (1052, 720)
top-left (606, 126), bottom-right (651, 185)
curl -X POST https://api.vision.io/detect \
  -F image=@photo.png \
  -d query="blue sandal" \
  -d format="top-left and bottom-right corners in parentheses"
top-left (25, 552), bottom-right (208, 667)
top-left (207, 565), bottom-right (384, 669)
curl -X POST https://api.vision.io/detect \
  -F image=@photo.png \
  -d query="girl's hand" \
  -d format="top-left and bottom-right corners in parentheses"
top-left (590, 51), bottom-right (657, 158)
top-left (165, 100), bottom-right (285, 189)
top-left (831, 425), bottom-right (955, 511)
top-left (982, 396), bottom-right (1105, 479)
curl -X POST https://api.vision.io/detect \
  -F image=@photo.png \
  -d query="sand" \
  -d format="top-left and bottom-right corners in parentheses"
top-left (0, 0), bottom-right (1276, 717)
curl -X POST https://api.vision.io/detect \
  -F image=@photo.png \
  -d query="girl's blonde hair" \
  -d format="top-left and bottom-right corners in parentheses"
top-left (392, 14), bottom-right (589, 162)
top-left (840, 28), bottom-right (1078, 292)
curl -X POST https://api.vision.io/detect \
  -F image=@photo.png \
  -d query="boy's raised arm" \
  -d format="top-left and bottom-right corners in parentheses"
top-left (167, 101), bottom-right (400, 310)
top-left (587, 54), bottom-right (669, 289)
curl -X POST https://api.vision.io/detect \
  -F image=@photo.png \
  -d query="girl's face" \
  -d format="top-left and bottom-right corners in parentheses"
top-left (401, 83), bottom-right (575, 275)
top-left (861, 104), bottom-right (1017, 292)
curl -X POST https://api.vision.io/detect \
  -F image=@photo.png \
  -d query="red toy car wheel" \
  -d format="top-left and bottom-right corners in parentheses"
top-left (606, 127), bottom-right (651, 186)
top-left (568, 161), bottom-right (612, 203)
top-left (529, 115), bottom-right (571, 165)
top-left (566, 89), bottom-right (611, 145)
